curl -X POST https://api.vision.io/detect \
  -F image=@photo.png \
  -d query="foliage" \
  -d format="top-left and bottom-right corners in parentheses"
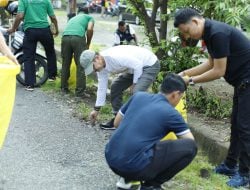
top-left (152, 35), bottom-right (206, 92)
top-left (125, 0), bottom-right (250, 59)
top-left (169, 0), bottom-right (250, 28)
top-left (165, 150), bottom-right (233, 190)
top-left (186, 86), bottom-right (232, 119)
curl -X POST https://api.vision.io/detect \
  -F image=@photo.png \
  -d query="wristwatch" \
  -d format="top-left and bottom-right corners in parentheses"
top-left (189, 77), bottom-right (195, 86)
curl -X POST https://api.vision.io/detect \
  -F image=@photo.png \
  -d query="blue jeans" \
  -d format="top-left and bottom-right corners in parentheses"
top-left (23, 27), bottom-right (57, 86)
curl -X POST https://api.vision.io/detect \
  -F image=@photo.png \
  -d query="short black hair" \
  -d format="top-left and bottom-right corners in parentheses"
top-left (118, 21), bottom-right (126, 27)
top-left (78, 6), bottom-right (89, 14)
top-left (160, 73), bottom-right (187, 94)
top-left (174, 8), bottom-right (202, 27)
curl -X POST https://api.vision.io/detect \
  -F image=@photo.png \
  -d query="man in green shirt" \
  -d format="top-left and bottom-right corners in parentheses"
top-left (61, 7), bottom-right (94, 97)
top-left (8, 0), bottom-right (58, 91)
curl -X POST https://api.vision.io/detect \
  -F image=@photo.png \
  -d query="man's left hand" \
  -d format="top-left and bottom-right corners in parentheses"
top-left (130, 84), bottom-right (135, 94)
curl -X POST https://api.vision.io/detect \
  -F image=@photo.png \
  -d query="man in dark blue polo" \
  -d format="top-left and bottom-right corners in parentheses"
top-left (105, 74), bottom-right (197, 190)
top-left (174, 8), bottom-right (250, 188)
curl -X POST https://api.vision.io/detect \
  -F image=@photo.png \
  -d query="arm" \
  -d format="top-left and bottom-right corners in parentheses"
top-left (86, 21), bottom-right (94, 49)
top-left (0, 33), bottom-right (18, 64)
top-left (49, 15), bottom-right (59, 36)
top-left (114, 112), bottom-right (123, 128)
top-left (184, 32), bottom-right (229, 83)
top-left (132, 34), bottom-right (138, 45)
top-left (180, 55), bottom-right (213, 77)
top-left (178, 131), bottom-right (195, 140)
top-left (129, 25), bottom-right (138, 45)
top-left (113, 33), bottom-right (120, 46)
top-left (89, 71), bottom-right (109, 123)
top-left (8, 13), bottom-right (24, 33)
top-left (191, 57), bottom-right (227, 83)
top-left (113, 96), bottom-right (134, 128)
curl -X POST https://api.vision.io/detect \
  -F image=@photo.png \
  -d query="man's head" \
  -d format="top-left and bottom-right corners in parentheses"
top-left (78, 6), bottom-right (89, 14)
top-left (118, 21), bottom-right (126, 32)
top-left (80, 50), bottom-right (105, 75)
top-left (174, 8), bottom-right (204, 40)
top-left (161, 73), bottom-right (187, 107)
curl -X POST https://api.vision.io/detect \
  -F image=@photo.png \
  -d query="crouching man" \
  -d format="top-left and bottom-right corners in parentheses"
top-left (105, 74), bottom-right (197, 190)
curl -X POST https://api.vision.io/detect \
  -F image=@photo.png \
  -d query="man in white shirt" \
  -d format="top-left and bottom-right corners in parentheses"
top-left (80, 45), bottom-right (160, 129)
top-left (114, 21), bottom-right (138, 46)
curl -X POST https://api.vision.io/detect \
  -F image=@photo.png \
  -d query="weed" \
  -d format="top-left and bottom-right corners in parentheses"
top-left (187, 87), bottom-right (232, 119)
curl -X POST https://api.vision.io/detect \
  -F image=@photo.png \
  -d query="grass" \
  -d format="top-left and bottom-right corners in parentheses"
top-left (42, 76), bottom-right (241, 190)
top-left (54, 9), bottom-right (67, 16)
top-left (42, 14), bottom-right (241, 187)
top-left (166, 151), bottom-right (233, 190)
top-left (42, 76), bottom-right (238, 189)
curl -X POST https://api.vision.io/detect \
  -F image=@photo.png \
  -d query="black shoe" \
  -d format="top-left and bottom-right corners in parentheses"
top-left (61, 88), bottom-right (70, 94)
top-left (140, 185), bottom-right (163, 190)
top-left (25, 85), bottom-right (34, 91)
top-left (100, 118), bottom-right (116, 130)
top-left (75, 92), bottom-right (91, 98)
top-left (48, 76), bottom-right (56, 82)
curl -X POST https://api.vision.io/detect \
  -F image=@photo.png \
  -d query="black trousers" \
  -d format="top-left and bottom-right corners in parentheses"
top-left (23, 27), bottom-right (57, 86)
top-left (225, 81), bottom-right (250, 175)
top-left (111, 139), bottom-right (197, 186)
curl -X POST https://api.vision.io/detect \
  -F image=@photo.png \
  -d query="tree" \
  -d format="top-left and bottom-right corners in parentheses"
top-left (126, 0), bottom-right (169, 58)
top-left (126, 0), bottom-right (250, 59)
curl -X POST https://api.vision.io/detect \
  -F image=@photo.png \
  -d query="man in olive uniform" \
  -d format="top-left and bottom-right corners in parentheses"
top-left (61, 7), bottom-right (94, 97)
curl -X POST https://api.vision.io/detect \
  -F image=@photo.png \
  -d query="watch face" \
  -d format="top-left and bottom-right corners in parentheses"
top-left (189, 78), bottom-right (195, 85)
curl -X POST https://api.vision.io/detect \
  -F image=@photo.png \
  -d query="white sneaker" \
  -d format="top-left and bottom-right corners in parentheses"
top-left (116, 177), bottom-right (132, 189)
top-left (116, 177), bottom-right (140, 189)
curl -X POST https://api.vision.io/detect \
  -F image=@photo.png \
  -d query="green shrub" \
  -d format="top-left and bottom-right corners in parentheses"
top-left (187, 86), bottom-right (232, 119)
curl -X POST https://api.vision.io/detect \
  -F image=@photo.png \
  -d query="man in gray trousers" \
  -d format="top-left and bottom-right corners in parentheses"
top-left (80, 45), bottom-right (160, 129)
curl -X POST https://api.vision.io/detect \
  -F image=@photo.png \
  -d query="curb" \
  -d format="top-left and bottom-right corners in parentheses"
top-left (188, 113), bottom-right (229, 164)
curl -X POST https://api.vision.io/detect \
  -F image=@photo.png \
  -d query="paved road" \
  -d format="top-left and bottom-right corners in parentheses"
top-left (0, 12), bottom-right (164, 190)
top-left (0, 83), bottom-right (116, 190)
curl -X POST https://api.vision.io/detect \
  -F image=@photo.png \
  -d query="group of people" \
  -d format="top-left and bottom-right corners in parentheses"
top-left (79, 8), bottom-right (250, 190)
top-left (2, 1), bottom-right (250, 189)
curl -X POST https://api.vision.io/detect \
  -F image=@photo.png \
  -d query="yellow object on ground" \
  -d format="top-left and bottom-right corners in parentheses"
top-left (161, 132), bottom-right (178, 141)
top-left (0, 0), bottom-right (8, 7)
top-left (161, 95), bottom-right (187, 141)
top-left (175, 93), bottom-right (187, 122)
top-left (68, 58), bottom-right (76, 89)
top-left (0, 56), bottom-right (20, 149)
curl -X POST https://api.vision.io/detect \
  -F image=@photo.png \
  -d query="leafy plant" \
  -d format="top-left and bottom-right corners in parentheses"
top-left (186, 86), bottom-right (232, 119)
top-left (152, 35), bottom-right (206, 92)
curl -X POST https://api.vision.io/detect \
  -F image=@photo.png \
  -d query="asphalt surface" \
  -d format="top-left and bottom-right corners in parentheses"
top-left (0, 11), bottom-right (230, 190)
top-left (0, 83), bottom-right (116, 190)
top-left (0, 13), bottom-right (143, 190)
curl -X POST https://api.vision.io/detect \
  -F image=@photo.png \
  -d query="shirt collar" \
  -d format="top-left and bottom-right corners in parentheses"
top-left (202, 19), bottom-right (211, 40)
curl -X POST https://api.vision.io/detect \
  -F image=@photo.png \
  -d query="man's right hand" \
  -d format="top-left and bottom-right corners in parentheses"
top-left (89, 110), bottom-right (99, 125)
top-left (7, 28), bottom-right (15, 34)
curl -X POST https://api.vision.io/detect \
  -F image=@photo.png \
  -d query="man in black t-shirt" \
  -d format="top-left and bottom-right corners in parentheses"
top-left (174, 8), bottom-right (250, 188)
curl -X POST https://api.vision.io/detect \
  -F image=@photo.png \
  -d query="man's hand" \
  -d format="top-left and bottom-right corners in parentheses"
top-left (7, 28), bottom-right (15, 34)
top-left (89, 110), bottom-right (99, 125)
top-left (6, 54), bottom-right (19, 65)
top-left (178, 71), bottom-right (186, 77)
top-left (129, 84), bottom-right (136, 95)
top-left (182, 76), bottom-right (190, 85)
